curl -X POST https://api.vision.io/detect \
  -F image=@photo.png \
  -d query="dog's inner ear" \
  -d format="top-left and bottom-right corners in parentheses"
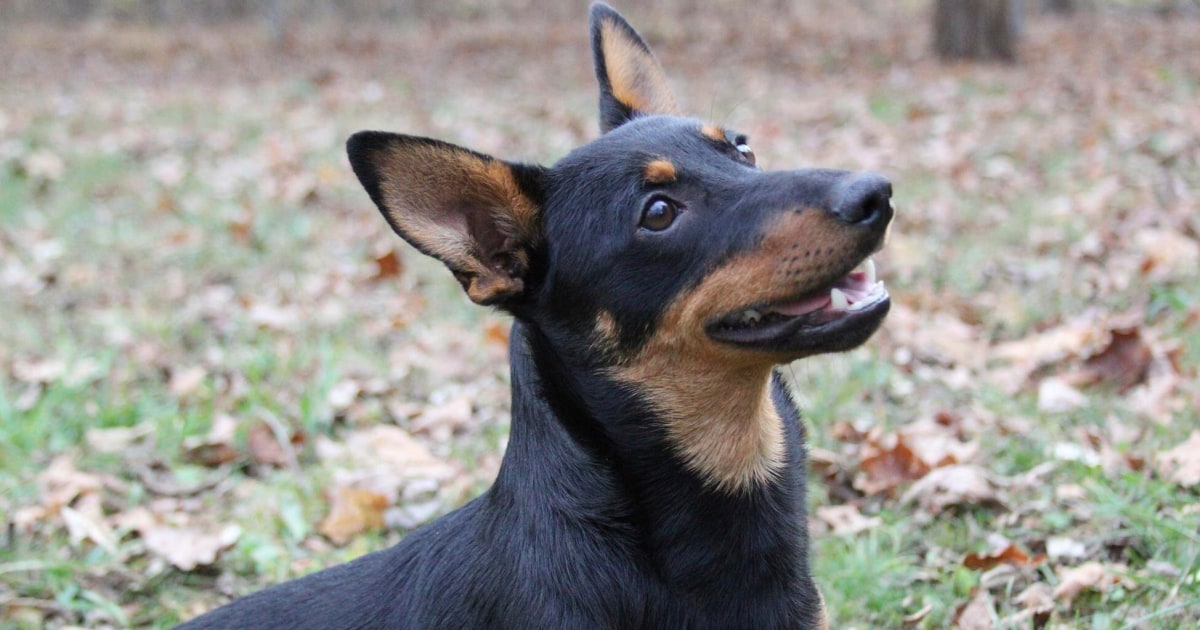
top-left (590, 3), bottom-right (679, 133)
top-left (347, 132), bottom-right (543, 307)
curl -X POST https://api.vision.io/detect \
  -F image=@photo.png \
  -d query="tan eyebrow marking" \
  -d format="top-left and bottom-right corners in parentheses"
top-left (643, 159), bottom-right (677, 184)
top-left (700, 123), bottom-right (727, 143)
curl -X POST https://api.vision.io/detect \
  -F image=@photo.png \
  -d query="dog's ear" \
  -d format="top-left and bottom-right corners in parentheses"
top-left (346, 131), bottom-right (545, 307)
top-left (590, 2), bottom-right (679, 133)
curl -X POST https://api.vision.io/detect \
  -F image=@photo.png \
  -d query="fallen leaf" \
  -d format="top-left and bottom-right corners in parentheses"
top-left (1155, 430), bottom-right (1200, 487)
top-left (1046, 536), bottom-right (1087, 561)
top-left (249, 302), bottom-right (300, 331)
top-left (182, 413), bottom-right (240, 467)
top-left (900, 464), bottom-right (999, 514)
top-left (1074, 328), bottom-right (1152, 392)
top-left (1135, 228), bottom-right (1199, 282)
top-left (85, 424), bottom-right (153, 454)
top-left (854, 434), bottom-right (931, 495)
top-left (899, 416), bottom-right (979, 468)
top-left (61, 504), bottom-right (119, 555)
top-left (143, 523), bottom-right (242, 571)
top-left (483, 319), bottom-right (510, 347)
top-left (327, 379), bottom-right (361, 411)
top-left (816, 504), bottom-right (881, 536)
top-left (963, 543), bottom-right (1044, 571)
top-left (247, 422), bottom-right (305, 467)
top-left (169, 365), bottom-right (208, 398)
top-left (318, 486), bottom-right (389, 545)
top-left (38, 456), bottom-right (103, 513)
top-left (411, 397), bottom-right (473, 439)
top-left (371, 249), bottom-right (403, 280)
top-left (1037, 377), bottom-right (1088, 413)
top-left (1053, 561), bottom-right (1131, 606)
top-left (315, 425), bottom-right (455, 505)
top-left (953, 589), bottom-right (995, 630)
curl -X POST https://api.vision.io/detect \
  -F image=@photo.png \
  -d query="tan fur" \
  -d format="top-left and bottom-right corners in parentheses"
top-left (371, 143), bottom-right (540, 304)
top-left (600, 20), bottom-right (678, 116)
top-left (816, 587), bottom-right (830, 630)
top-left (700, 123), bottom-right (727, 143)
top-left (643, 159), bottom-right (677, 184)
top-left (610, 209), bottom-right (867, 492)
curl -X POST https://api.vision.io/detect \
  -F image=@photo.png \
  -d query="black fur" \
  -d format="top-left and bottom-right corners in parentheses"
top-left (181, 3), bottom-right (893, 629)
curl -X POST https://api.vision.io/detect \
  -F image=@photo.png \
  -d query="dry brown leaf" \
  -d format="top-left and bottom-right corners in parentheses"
top-left (899, 417), bottom-right (979, 468)
top-left (854, 434), bottom-right (931, 495)
top-left (248, 302), bottom-right (300, 331)
top-left (1155, 430), bottom-right (1200, 487)
top-left (38, 455), bottom-right (103, 513)
top-left (247, 422), bottom-right (305, 467)
top-left (183, 413), bottom-right (240, 467)
top-left (85, 424), bottom-right (153, 454)
top-left (1134, 228), bottom-right (1199, 282)
top-left (315, 425), bottom-right (455, 502)
top-left (327, 379), bottom-right (361, 411)
top-left (169, 365), bottom-right (208, 398)
top-left (411, 397), bottom-right (473, 438)
top-left (1074, 328), bottom-right (1152, 392)
top-left (953, 589), bottom-right (995, 630)
top-left (1053, 561), bottom-right (1131, 606)
top-left (900, 464), bottom-right (999, 514)
top-left (1046, 536), bottom-right (1086, 561)
top-left (143, 523), bottom-right (241, 571)
top-left (815, 504), bottom-right (881, 536)
top-left (1014, 582), bottom-right (1055, 613)
top-left (1037, 377), bottom-right (1088, 414)
top-left (963, 543), bottom-right (1045, 571)
top-left (61, 503), bottom-right (119, 555)
top-left (318, 486), bottom-right (389, 545)
top-left (372, 249), bottom-right (403, 280)
top-left (483, 320), bottom-right (510, 347)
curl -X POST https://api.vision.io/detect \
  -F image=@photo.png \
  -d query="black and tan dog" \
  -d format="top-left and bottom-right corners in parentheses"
top-left (182, 3), bottom-right (892, 628)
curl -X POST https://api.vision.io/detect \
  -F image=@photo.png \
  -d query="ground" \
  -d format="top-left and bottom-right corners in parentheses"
top-left (1, 4), bottom-right (1198, 628)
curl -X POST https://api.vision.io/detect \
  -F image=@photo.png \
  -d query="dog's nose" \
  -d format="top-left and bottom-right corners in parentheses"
top-left (831, 172), bottom-right (893, 227)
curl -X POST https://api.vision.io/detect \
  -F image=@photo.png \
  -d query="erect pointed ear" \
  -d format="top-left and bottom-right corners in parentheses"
top-left (346, 131), bottom-right (545, 307)
top-left (590, 2), bottom-right (679, 133)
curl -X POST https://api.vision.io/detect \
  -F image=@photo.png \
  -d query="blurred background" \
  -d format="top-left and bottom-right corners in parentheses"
top-left (1, 1), bottom-right (1198, 627)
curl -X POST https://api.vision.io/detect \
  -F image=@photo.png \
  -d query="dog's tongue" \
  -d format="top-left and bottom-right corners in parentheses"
top-left (767, 293), bottom-right (831, 317)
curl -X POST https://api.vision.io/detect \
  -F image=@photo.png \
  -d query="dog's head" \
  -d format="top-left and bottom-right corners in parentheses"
top-left (348, 3), bottom-right (893, 491)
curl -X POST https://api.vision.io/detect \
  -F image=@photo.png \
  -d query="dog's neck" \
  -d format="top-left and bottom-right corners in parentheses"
top-left (492, 321), bottom-right (811, 601)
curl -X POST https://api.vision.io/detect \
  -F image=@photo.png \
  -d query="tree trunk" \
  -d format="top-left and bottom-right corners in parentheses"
top-left (934, 0), bottom-right (1019, 62)
top-left (1043, 0), bottom-right (1077, 14)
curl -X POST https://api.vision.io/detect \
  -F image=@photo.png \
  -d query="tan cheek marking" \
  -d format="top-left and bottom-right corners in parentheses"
top-left (609, 209), bottom-right (867, 492)
top-left (592, 310), bottom-right (621, 357)
top-left (700, 123), bottom-right (726, 143)
top-left (611, 253), bottom-right (787, 493)
top-left (643, 159), bottom-right (677, 184)
top-left (601, 20), bottom-right (679, 116)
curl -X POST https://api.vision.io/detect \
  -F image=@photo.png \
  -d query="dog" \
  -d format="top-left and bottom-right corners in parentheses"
top-left (181, 3), bottom-right (892, 628)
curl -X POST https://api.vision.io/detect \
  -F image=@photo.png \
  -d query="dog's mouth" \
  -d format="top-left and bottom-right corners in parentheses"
top-left (706, 257), bottom-right (890, 351)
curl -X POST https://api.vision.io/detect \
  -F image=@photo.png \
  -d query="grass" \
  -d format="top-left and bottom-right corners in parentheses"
top-left (3, 5), bottom-right (1200, 628)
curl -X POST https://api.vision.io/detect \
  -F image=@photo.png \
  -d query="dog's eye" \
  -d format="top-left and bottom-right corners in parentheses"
top-left (640, 198), bottom-right (680, 231)
top-left (736, 143), bottom-right (756, 166)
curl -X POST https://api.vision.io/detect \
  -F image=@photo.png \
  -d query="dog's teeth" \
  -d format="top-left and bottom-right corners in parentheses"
top-left (741, 309), bottom-right (762, 324)
top-left (829, 288), bottom-right (849, 311)
top-left (864, 259), bottom-right (876, 284)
